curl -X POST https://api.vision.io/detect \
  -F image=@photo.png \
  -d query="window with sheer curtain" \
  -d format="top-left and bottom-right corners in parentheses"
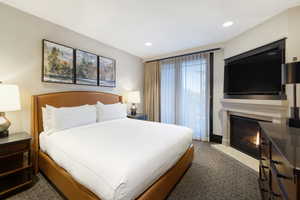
top-left (160, 53), bottom-right (210, 140)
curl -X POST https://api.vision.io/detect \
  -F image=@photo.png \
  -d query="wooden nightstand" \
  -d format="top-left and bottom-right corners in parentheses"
top-left (0, 132), bottom-right (33, 198)
top-left (127, 113), bottom-right (148, 120)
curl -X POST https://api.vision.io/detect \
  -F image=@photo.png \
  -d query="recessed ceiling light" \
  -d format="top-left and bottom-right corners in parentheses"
top-left (145, 42), bottom-right (152, 46)
top-left (223, 21), bottom-right (234, 28)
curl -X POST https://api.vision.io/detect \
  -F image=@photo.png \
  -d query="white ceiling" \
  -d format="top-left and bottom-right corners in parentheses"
top-left (2, 0), bottom-right (300, 59)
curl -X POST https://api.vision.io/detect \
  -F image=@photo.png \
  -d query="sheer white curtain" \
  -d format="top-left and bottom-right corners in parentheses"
top-left (160, 53), bottom-right (210, 140)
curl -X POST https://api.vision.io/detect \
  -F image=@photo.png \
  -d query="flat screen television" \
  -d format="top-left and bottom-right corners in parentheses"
top-left (224, 41), bottom-right (286, 99)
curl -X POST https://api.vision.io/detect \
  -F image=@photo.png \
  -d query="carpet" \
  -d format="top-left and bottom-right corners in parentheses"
top-left (7, 141), bottom-right (261, 200)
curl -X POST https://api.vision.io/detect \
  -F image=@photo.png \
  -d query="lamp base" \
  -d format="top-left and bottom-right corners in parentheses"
top-left (0, 112), bottom-right (10, 138)
top-left (130, 103), bottom-right (137, 116)
top-left (0, 130), bottom-right (9, 138)
top-left (130, 109), bottom-right (137, 116)
top-left (288, 118), bottom-right (300, 128)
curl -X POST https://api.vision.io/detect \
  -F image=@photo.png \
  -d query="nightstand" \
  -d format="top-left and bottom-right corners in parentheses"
top-left (127, 113), bottom-right (148, 120)
top-left (0, 132), bottom-right (33, 198)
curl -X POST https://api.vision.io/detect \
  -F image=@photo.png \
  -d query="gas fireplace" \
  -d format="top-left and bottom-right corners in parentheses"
top-left (230, 115), bottom-right (267, 159)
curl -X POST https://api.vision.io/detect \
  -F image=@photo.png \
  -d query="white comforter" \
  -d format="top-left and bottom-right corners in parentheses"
top-left (40, 118), bottom-right (193, 200)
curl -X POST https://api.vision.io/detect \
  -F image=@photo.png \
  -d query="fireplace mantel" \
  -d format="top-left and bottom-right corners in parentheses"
top-left (221, 98), bottom-right (289, 118)
top-left (221, 98), bottom-right (289, 146)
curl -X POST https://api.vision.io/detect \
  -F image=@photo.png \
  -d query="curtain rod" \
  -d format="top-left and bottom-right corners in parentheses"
top-left (145, 48), bottom-right (221, 63)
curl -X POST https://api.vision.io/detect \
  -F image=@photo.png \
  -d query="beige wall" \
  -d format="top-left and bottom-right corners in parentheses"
top-left (286, 7), bottom-right (300, 109)
top-left (213, 50), bottom-right (225, 136)
top-left (224, 11), bottom-right (289, 59)
top-left (0, 3), bottom-right (144, 133)
top-left (224, 6), bottom-right (300, 62)
top-left (287, 6), bottom-right (300, 63)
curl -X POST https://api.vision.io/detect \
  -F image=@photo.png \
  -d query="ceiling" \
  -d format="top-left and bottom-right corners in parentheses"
top-left (2, 0), bottom-right (300, 59)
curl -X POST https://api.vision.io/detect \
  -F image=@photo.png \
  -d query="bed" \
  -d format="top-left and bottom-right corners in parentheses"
top-left (31, 91), bottom-right (194, 200)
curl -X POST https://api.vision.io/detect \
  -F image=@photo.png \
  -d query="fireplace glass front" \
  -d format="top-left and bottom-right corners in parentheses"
top-left (230, 115), bottom-right (266, 159)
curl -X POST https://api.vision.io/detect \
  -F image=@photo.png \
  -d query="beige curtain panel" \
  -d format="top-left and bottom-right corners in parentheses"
top-left (144, 61), bottom-right (160, 122)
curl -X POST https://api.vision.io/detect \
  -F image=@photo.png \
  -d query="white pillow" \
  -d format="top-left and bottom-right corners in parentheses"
top-left (45, 104), bottom-right (97, 134)
top-left (96, 102), bottom-right (127, 122)
top-left (42, 107), bottom-right (51, 132)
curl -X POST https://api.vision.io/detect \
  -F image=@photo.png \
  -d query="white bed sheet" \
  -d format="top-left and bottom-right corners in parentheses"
top-left (39, 118), bottom-right (193, 200)
top-left (39, 131), bottom-right (48, 152)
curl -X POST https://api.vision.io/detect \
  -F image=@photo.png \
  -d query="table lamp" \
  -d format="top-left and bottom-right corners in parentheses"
top-left (127, 91), bottom-right (140, 115)
top-left (284, 61), bottom-right (300, 128)
top-left (0, 83), bottom-right (21, 137)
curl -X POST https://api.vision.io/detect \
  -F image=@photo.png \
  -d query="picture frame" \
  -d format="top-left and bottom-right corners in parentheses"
top-left (42, 40), bottom-right (75, 84)
top-left (99, 56), bottom-right (116, 87)
top-left (42, 39), bottom-right (117, 87)
top-left (75, 49), bottom-right (98, 86)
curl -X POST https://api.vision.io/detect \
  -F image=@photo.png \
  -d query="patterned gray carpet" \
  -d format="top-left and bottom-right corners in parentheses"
top-left (7, 142), bottom-right (261, 200)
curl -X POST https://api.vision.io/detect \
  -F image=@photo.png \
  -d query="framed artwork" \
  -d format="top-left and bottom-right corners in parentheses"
top-left (42, 40), bottom-right (74, 84)
top-left (75, 50), bottom-right (98, 86)
top-left (99, 56), bottom-right (116, 87)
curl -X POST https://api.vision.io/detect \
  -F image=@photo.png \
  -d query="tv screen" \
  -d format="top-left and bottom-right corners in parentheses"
top-left (224, 48), bottom-right (283, 95)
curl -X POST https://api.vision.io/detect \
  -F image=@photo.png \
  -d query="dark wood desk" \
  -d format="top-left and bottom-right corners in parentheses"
top-left (259, 122), bottom-right (300, 200)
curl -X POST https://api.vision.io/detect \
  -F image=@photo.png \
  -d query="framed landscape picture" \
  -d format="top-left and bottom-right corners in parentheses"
top-left (42, 40), bottom-right (74, 84)
top-left (75, 50), bottom-right (98, 86)
top-left (99, 56), bottom-right (116, 87)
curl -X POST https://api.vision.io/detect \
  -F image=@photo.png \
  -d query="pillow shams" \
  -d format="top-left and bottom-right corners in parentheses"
top-left (96, 102), bottom-right (127, 122)
top-left (42, 107), bottom-right (50, 132)
top-left (44, 104), bottom-right (97, 134)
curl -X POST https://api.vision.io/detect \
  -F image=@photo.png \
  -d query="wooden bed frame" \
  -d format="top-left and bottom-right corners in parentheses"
top-left (31, 91), bottom-right (194, 200)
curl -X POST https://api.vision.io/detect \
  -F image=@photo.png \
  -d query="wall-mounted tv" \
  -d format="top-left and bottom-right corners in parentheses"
top-left (224, 39), bottom-right (286, 100)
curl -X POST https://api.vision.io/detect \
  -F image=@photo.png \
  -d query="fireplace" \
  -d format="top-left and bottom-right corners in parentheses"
top-left (230, 115), bottom-right (267, 159)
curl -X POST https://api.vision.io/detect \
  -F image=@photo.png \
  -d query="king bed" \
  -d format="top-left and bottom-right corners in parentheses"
top-left (31, 91), bottom-right (194, 200)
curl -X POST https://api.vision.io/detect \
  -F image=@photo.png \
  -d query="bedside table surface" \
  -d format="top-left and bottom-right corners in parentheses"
top-left (0, 132), bottom-right (31, 145)
top-left (127, 113), bottom-right (148, 120)
top-left (127, 113), bottom-right (146, 118)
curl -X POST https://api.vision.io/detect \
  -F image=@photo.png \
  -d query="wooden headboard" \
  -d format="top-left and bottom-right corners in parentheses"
top-left (31, 91), bottom-right (122, 172)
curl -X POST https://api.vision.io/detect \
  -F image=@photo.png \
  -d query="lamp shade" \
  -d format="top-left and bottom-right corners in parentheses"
top-left (127, 91), bottom-right (140, 103)
top-left (0, 84), bottom-right (21, 112)
top-left (284, 62), bottom-right (300, 84)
